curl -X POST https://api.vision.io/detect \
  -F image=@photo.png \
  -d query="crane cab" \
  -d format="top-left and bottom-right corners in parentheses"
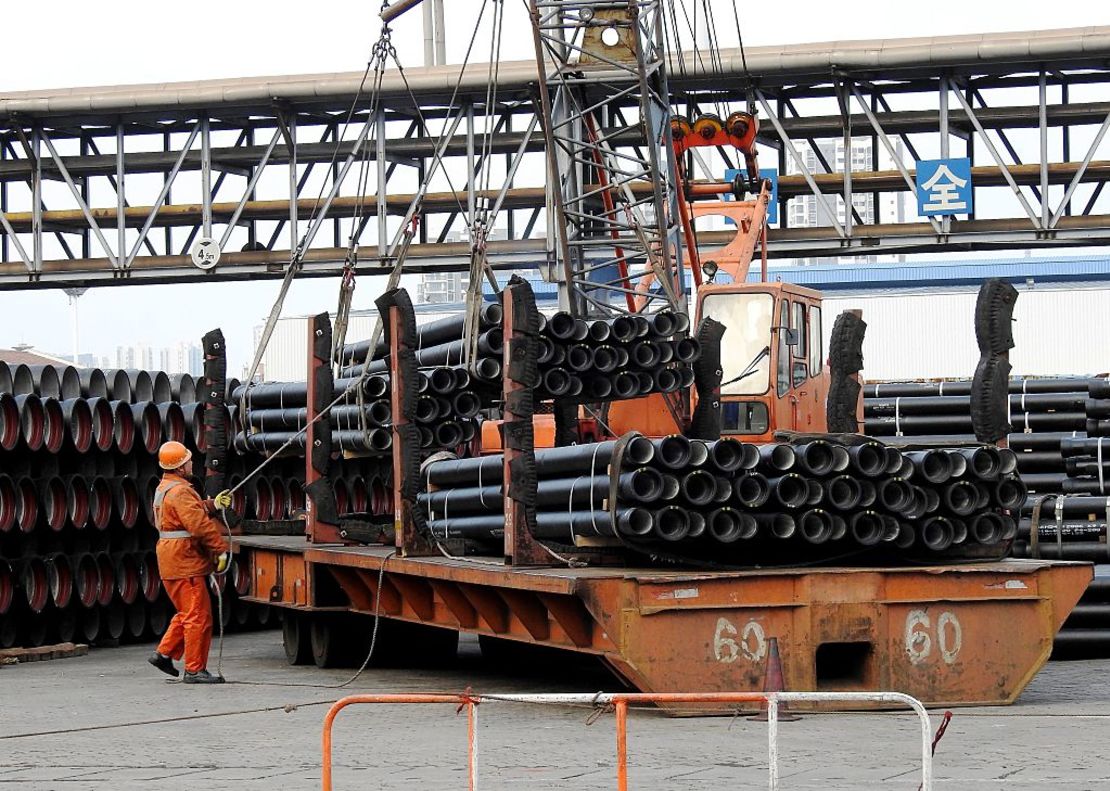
top-left (697, 281), bottom-right (829, 442)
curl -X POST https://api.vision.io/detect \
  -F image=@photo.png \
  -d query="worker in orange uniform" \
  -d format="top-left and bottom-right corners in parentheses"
top-left (146, 440), bottom-right (233, 684)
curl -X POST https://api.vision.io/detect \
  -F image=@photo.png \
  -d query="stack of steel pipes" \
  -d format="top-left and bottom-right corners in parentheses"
top-left (337, 304), bottom-right (504, 385)
top-left (0, 361), bottom-right (271, 649)
top-left (230, 367), bottom-right (481, 454)
top-left (1012, 494), bottom-right (1110, 561)
top-left (863, 376), bottom-right (1110, 554)
top-left (1054, 571), bottom-right (1110, 657)
top-left (222, 454), bottom-right (393, 523)
top-left (536, 310), bottom-right (699, 401)
top-left (863, 377), bottom-right (1109, 452)
top-left (417, 435), bottom-right (1022, 563)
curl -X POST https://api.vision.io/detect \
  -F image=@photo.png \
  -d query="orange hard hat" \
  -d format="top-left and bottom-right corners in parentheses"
top-left (158, 441), bottom-right (192, 470)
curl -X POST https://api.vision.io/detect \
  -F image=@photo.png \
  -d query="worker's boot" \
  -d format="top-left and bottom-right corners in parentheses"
top-left (147, 651), bottom-right (179, 678)
top-left (182, 669), bottom-right (225, 684)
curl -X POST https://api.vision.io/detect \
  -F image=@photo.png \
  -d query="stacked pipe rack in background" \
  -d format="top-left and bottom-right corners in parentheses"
top-left (0, 361), bottom-right (273, 650)
top-left (863, 374), bottom-right (1110, 656)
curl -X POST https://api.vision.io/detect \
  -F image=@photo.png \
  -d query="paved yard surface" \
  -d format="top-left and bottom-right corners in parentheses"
top-left (1, 630), bottom-right (1108, 790)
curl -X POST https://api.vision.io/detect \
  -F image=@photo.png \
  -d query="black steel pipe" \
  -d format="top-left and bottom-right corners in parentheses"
top-left (651, 506), bottom-right (690, 541)
top-left (419, 468), bottom-right (664, 513)
top-left (826, 475), bottom-right (862, 511)
top-left (60, 398), bottom-right (93, 453)
top-left (342, 302), bottom-right (502, 364)
top-left (905, 449), bottom-right (952, 484)
top-left (876, 478), bottom-right (913, 513)
top-left (848, 443), bottom-right (887, 477)
top-left (756, 513), bottom-right (795, 539)
top-left (709, 438), bottom-right (754, 473)
top-left (797, 509), bottom-right (834, 544)
top-left (678, 511), bottom-right (704, 539)
top-left (234, 428), bottom-right (391, 454)
top-left (1024, 495), bottom-right (1110, 516)
top-left (1012, 541), bottom-right (1110, 560)
top-left (169, 372), bottom-right (196, 403)
top-left (943, 481), bottom-right (980, 516)
top-left (849, 511), bottom-right (885, 546)
top-left (1061, 437), bottom-right (1110, 458)
top-left (679, 470), bottom-right (717, 507)
top-left (795, 441), bottom-right (836, 476)
top-left (920, 516), bottom-right (955, 551)
top-left (867, 413), bottom-right (1087, 435)
top-left (425, 437), bottom-right (656, 487)
top-left (758, 443), bottom-right (796, 472)
top-left (347, 329), bottom-right (503, 375)
top-left (865, 392), bottom-right (1090, 416)
top-left (25, 365), bottom-right (61, 399)
top-left (865, 378), bottom-right (1099, 398)
top-left (707, 507), bottom-right (757, 543)
top-left (433, 422), bottom-right (465, 448)
top-left (767, 474), bottom-right (809, 509)
top-left (652, 435), bottom-right (692, 469)
top-left (0, 393), bottom-right (18, 451)
top-left (40, 396), bottom-right (64, 453)
top-left (611, 373), bottom-right (639, 399)
top-left (969, 512), bottom-right (1006, 544)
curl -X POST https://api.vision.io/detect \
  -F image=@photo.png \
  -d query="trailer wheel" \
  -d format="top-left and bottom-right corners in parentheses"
top-left (309, 617), bottom-right (341, 668)
top-left (282, 612), bottom-right (312, 665)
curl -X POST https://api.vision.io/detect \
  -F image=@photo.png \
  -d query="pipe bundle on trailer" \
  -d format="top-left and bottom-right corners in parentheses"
top-left (418, 435), bottom-right (1021, 562)
top-left (231, 366), bottom-right (480, 455)
top-left (0, 360), bottom-right (272, 649)
top-left (535, 310), bottom-right (699, 401)
top-left (338, 303), bottom-right (504, 382)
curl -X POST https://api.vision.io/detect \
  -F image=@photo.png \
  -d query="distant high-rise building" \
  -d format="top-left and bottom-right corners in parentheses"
top-left (113, 341), bottom-right (201, 373)
top-left (783, 138), bottom-right (907, 265)
top-left (418, 271), bottom-right (469, 304)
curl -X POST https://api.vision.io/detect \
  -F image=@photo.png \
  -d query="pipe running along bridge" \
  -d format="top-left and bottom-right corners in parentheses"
top-left (1, 25), bottom-right (1109, 290)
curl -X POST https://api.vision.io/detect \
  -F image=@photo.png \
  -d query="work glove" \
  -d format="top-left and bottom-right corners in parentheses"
top-left (215, 552), bottom-right (231, 574)
top-left (214, 490), bottom-right (233, 511)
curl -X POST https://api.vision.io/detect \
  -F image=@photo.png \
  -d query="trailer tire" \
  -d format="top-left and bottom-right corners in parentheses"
top-left (282, 612), bottom-right (313, 665)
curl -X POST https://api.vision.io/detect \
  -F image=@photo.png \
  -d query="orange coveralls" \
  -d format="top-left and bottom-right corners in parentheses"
top-left (153, 473), bottom-right (230, 673)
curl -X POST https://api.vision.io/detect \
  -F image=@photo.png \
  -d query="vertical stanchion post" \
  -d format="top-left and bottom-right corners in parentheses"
top-left (305, 313), bottom-right (343, 544)
top-left (467, 700), bottom-right (479, 791)
top-left (767, 695), bottom-right (779, 791)
top-left (615, 699), bottom-right (629, 791)
top-left (501, 278), bottom-right (548, 565)
top-left (382, 292), bottom-right (436, 557)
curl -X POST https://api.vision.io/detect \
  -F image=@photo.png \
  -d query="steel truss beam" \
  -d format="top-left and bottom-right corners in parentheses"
top-left (2, 26), bottom-right (1110, 289)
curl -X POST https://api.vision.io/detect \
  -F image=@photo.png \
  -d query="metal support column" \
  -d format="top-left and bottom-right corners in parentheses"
top-left (31, 130), bottom-right (42, 272)
top-left (201, 115), bottom-right (213, 240)
top-left (1039, 71), bottom-right (1049, 230)
top-left (939, 76), bottom-right (950, 236)
top-left (117, 124), bottom-right (126, 266)
top-left (377, 109), bottom-right (388, 257)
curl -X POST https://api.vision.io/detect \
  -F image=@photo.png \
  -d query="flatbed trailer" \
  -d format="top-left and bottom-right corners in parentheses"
top-left (234, 534), bottom-right (1091, 711)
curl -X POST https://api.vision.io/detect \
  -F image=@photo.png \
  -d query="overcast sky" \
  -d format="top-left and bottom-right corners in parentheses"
top-left (0, 2), bottom-right (1103, 372)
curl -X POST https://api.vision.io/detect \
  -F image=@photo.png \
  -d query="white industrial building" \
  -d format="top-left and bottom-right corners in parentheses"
top-left (253, 255), bottom-right (1110, 384)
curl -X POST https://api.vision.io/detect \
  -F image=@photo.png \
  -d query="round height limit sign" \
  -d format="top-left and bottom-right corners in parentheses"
top-left (190, 237), bottom-right (221, 270)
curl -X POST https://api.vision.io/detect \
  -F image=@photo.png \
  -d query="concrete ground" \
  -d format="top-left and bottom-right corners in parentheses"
top-left (1, 631), bottom-right (1108, 790)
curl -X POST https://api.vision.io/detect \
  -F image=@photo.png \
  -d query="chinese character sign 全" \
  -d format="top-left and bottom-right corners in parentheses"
top-left (915, 158), bottom-right (974, 217)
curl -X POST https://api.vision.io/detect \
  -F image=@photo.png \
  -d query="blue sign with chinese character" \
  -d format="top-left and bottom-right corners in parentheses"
top-left (915, 158), bottom-right (973, 217)
top-left (724, 168), bottom-right (778, 225)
